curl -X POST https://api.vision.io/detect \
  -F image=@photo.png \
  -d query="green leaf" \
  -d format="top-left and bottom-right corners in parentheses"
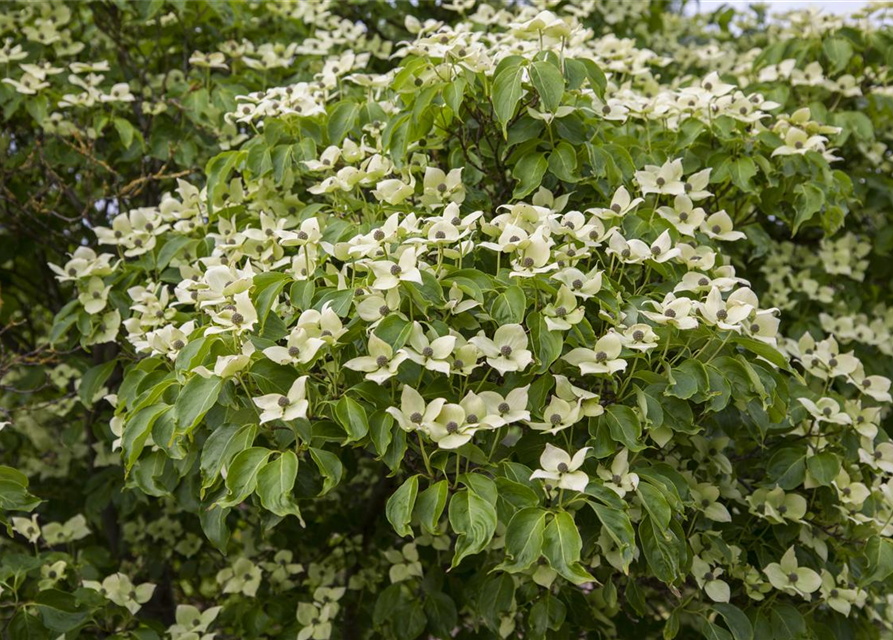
top-left (252, 273), bottom-right (291, 330)
top-left (732, 336), bottom-right (788, 369)
top-left (578, 58), bottom-right (606, 98)
top-left (113, 117), bottom-right (136, 148)
top-left (542, 511), bottom-right (594, 585)
top-left (490, 285), bottom-right (526, 325)
top-left (200, 505), bottom-right (230, 554)
top-left (79, 361), bottom-right (115, 406)
top-left (792, 183), bottom-right (825, 235)
top-left (34, 589), bottom-right (89, 633)
top-left (334, 395), bottom-right (370, 442)
top-left (200, 423), bottom-right (257, 493)
top-left (309, 447), bottom-right (343, 495)
top-left (823, 37), bottom-right (853, 73)
top-left (665, 360), bottom-right (706, 400)
top-left (712, 603), bottom-right (754, 640)
top-left (511, 152), bottom-right (548, 199)
top-left (806, 451), bottom-right (840, 487)
top-left (479, 573), bottom-right (515, 630)
top-left (156, 235), bottom-right (194, 271)
top-left (256, 451), bottom-right (303, 522)
top-left (497, 507), bottom-right (546, 573)
top-left (600, 405), bottom-right (643, 451)
top-left (548, 141), bottom-right (578, 182)
top-left (449, 488), bottom-right (497, 568)
top-left (639, 516), bottom-right (685, 584)
top-left (636, 482), bottom-right (672, 531)
top-left (174, 374), bottom-right (223, 436)
top-left (529, 592), bottom-right (566, 635)
top-left (374, 314), bottom-right (413, 351)
top-left (529, 60), bottom-right (565, 112)
top-left (589, 503), bottom-right (635, 573)
top-left (767, 447), bottom-right (806, 490)
top-left (205, 150), bottom-right (244, 211)
top-left (528, 311), bottom-right (563, 374)
top-left (724, 156), bottom-right (757, 193)
top-left (414, 479), bottom-right (448, 535)
top-left (217, 447), bottom-right (271, 508)
top-left (327, 100), bottom-right (360, 143)
top-left (122, 403), bottom-right (170, 472)
top-left (443, 77), bottom-right (466, 113)
top-left (493, 63), bottom-right (525, 133)
top-left (863, 536), bottom-right (893, 584)
top-left (387, 474), bottom-right (419, 537)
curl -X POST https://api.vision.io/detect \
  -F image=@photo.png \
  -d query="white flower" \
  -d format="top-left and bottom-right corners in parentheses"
top-left (78, 276), bottom-right (111, 314)
top-left (12, 515), bottom-right (41, 543)
top-left (189, 51), bottom-right (228, 69)
top-left (597, 449), bottom-right (639, 497)
top-left (620, 323), bottom-right (658, 352)
top-left (657, 195), bottom-right (706, 236)
top-left (469, 324), bottom-right (532, 375)
top-left (386, 386), bottom-right (445, 433)
top-left (263, 328), bottom-right (326, 366)
top-left (530, 444), bottom-right (591, 492)
top-left (701, 211), bottom-right (745, 242)
top-left (699, 287), bottom-right (754, 332)
top-left (253, 377), bottom-right (309, 424)
top-left (368, 247), bottom-right (424, 290)
top-left (635, 158), bottom-right (685, 196)
top-left (798, 397), bottom-right (851, 425)
top-left (563, 333), bottom-right (627, 376)
top-left (207, 291), bottom-right (258, 335)
top-left (344, 333), bottom-right (408, 383)
top-left (554, 375), bottom-right (603, 417)
top-left (425, 402), bottom-right (478, 449)
top-left (763, 547), bottom-right (821, 597)
top-left (529, 396), bottom-right (582, 435)
top-left (553, 267), bottom-right (602, 299)
top-left (84, 573), bottom-right (156, 614)
top-left (542, 285), bottom-right (584, 331)
top-left (403, 322), bottom-right (457, 374)
top-left (478, 386), bottom-right (530, 426)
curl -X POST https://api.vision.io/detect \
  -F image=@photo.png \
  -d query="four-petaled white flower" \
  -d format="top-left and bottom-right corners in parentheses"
top-left (530, 444), bottom-right (591, 492)
top-left (253, 377), bottom-right (309, 424)
top-left (563, 333), bottom-right (627, 375)
top-left (344, 334), bottom-right (408, 383)
top-left (763, 546), bottom-right (822, 597)
top-left (469, 324), bottom-right (532, 375)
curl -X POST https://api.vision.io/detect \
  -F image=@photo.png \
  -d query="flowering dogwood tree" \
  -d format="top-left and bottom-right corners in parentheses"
top-left (3, 1), bottom-right (893, 639)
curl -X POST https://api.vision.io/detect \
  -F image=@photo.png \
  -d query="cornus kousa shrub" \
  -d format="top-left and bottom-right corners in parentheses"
top-left (5, 1), bottom-right (893, 639)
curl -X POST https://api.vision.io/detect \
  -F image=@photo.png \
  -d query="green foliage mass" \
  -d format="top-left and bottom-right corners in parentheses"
top-left (3, 1), bottom-right (893, 639)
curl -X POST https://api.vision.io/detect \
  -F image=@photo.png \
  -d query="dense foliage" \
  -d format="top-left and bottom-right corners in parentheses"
top-left (3, 1), bottom-right (893, 639)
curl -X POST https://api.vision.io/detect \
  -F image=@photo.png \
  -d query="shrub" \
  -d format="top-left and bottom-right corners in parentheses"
top-left (3, 2), bottom-right (893, 639)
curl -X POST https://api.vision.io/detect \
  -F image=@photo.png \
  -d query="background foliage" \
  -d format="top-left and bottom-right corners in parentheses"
top-left (2, 1), bottom-right (893, 639)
